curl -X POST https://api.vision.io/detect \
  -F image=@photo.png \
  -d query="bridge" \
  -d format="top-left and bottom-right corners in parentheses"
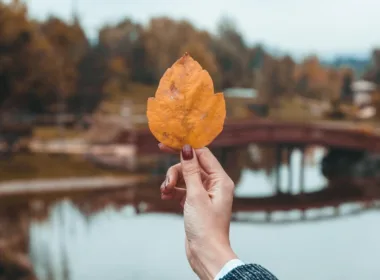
top-left (2, 117), bottom-right (380, 213)
top-left (121, 118), bottom-right (380, 155)
top-left (1, 117), bottom-right (379, 220)
top-left (115, 117), bottom-right (380, 222)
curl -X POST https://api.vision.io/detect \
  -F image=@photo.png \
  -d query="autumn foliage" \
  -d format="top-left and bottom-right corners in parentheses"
top-left (147, 53), bottom-right (226, 149)
top-left (1, 0), bottom-right (380, 117)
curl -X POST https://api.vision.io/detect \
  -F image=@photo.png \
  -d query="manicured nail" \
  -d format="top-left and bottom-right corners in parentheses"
top-left (181, 145), bottom-right (193, 160)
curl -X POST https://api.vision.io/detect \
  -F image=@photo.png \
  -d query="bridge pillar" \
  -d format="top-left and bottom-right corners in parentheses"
top-left (266, 211), bottom-right (272, 222)
top-left (274, 145), bottom-right (295, 195)
top-left (334, 205), bottom-right (340, 216)
top-left (299, 146), bottom-right (305, 194)
top-left (287, 146), bottom-right (293, 195)
top-left (299, 146), bottom-right (306, 219)
top-left (275, 145), bottom-right (282, 194)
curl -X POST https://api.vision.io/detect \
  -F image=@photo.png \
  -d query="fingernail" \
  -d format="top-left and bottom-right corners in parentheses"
top-left (181, 145), bottom-right (193, 160)
top-left (165, 176), bottom-right (170, 187)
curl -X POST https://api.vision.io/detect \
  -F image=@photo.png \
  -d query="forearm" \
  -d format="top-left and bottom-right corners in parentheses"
top-left (190, 241), bottom-right (238, 280)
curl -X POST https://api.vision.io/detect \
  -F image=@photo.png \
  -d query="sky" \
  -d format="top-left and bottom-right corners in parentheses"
top-left (9, 0), bottom-right (379, 59)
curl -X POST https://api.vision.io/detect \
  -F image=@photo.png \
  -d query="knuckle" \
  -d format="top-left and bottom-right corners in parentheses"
top-left (167, 163), bottom-right (180, 175)
top-left (182, 165), bottom-right (201, 177)
top-left (167, 165), bottom-right (175, 175)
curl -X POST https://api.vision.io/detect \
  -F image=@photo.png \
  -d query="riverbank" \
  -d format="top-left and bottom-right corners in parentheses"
top-left (28, 158), bottom-right (380, 280)
top-left (0, 153), bottom-right (129, 182)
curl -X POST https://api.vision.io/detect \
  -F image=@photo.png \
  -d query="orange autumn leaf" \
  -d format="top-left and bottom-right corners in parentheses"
top-left (146, 53), bottom-right (226, 150)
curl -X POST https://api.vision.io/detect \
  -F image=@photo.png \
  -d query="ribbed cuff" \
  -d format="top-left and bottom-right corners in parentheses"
top-left (214, 259), bottom-right (245, 280)
top-left (220, 264), bottom-right (279, 280)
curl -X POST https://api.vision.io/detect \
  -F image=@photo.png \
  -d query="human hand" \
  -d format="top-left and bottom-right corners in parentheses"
top-left (159, 143), bottom-right (238, 280)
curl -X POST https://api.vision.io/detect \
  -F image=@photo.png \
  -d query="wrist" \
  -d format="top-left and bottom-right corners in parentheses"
top-left (192, 240), bottom-right (238, 280)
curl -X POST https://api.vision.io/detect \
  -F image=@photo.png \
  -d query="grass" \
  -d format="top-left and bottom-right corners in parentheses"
top-left (33, 127), bottom-right (83, 140)
top-left (0, 153), bottom-right (129, 182)
top-left (97, 83), bottom-right (156, 115)
top-left (268, 97), bottom-right (324, 122)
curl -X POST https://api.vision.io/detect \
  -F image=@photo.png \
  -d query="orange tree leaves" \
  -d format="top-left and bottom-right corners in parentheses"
top-left (146, 53), bottom-right (226, 150)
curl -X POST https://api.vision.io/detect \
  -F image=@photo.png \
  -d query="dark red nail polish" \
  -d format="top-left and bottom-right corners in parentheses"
top-left (181, 145), bottom-right (193, 160)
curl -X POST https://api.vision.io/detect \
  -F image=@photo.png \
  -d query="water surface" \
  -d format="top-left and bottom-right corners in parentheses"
top-left (29, 149), bottom-right (380, 280)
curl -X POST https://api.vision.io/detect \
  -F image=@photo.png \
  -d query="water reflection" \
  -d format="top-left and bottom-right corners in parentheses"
top-left (236, 148), bottom-right (327, 198)
top-left (29, 148), bottom-right (380, 280)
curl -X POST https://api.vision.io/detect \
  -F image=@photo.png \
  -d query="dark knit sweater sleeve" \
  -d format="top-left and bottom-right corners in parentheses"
top-left (220, 264), bottom-right (278, 280)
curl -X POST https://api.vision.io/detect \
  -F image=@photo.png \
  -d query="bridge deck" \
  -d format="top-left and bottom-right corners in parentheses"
top-left (126, 118), bottom-right (380, 154)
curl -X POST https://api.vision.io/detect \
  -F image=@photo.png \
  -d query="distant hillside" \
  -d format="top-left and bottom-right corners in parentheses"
top-left (321, 56), bottom-right (371, 77)
top-left (259, 45), bottom-right (372, 78)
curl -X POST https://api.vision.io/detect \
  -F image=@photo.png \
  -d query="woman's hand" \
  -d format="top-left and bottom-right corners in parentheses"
top-left (159, 143), bottom-right (238, 280)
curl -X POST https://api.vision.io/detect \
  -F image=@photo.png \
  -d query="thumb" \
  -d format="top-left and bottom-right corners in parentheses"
top-left (180, 145), bottom-right (206, 198)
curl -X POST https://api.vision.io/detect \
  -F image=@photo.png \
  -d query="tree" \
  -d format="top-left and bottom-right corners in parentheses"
top-left (143, 17), bottom-right (219, 86)
top-left (363, 49), bottom-right (380, 88)
top-left (72, 45), bottom-right (107, 114)
top-left (340, 68), bottom-right (354, 102)
top-left (294, 56), bottom-right (332, 100)
top-left (99, 19), bottom-right (147, 83)
top-left (212, 16), bottom-right (250, 89)
top-left (0, 1), bottom-right (63, 113)
top-left (40, 16), bottom-right (89, 111)
top-left (102, 56), bottom-right (130, 99)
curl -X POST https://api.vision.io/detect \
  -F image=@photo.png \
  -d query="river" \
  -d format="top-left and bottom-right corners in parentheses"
top-left (29, 148), bottom-right (380, 280)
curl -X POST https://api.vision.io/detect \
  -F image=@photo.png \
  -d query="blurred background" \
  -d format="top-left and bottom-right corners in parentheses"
top-left (1, 0), bottom-right (380, 279)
